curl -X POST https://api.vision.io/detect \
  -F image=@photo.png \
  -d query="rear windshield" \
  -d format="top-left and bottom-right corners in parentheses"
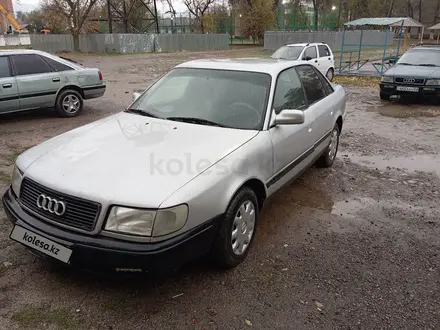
top-left (271, 46), bottom-right (303, 60)
top-left (397, 49), bottom-right (440, 67)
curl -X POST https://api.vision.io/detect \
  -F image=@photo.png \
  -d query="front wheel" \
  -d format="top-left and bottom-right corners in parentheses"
top-left (316, 123), bottom-right (340, 168)
top-left (55, 89), bottom-right (84, 118)
top-left (211, 187), bottom-right (259, 268)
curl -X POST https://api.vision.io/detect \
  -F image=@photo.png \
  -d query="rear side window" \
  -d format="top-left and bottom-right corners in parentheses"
top-left (304, 46), bottom-right (317, 60)
top-left (11, 54), bottom-right (52, 76)
top-left (0, 57), bottom-right (10, 78)
top-left (295, 65), bottom-right (326, 104)
top-left (318, 45), bottom-right (331, 57)
top-left (41, 56), bottom-right (74, 72)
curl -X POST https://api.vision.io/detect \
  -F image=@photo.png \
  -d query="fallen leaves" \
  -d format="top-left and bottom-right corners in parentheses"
top-left (245, 319), bottom-right (253, 326)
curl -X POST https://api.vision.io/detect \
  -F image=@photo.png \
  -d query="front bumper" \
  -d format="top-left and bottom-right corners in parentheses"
top-left (2, 187), bottom-right (221, 274)
top-left (379, 83), bottom-right (440, 98)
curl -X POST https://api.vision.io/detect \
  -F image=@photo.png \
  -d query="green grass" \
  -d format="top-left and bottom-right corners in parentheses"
top-left (334, 75), bottom-right (380, 88)
top-left (12, 306), bottom-right (79, 330)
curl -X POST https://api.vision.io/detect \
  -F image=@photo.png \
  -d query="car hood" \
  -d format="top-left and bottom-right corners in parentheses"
top-left (385, 64), bottom-right (440, 78)
top-left (19, 112), bottom-right (259, 208)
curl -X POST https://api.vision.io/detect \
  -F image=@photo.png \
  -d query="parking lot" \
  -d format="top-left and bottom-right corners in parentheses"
top-left (1, 48), bottom-right (440, 329)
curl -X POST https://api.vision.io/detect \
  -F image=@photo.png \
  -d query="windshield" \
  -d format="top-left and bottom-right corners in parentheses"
top-left (271, 46), bottom-right (303, 60)
top-left (397, 50), bottom-right (440, 67)
top-left (128, 68), bottom-right (271, 130)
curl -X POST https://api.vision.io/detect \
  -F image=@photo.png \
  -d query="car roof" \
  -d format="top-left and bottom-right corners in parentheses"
top-left (175, 58), bottom-right (311, 76)
top-left (0, 49), bottom-right (51, 56)
top-left (283, 43), bottom-right (328, 47)
top-left (0, 48), bottom-right (83, 69)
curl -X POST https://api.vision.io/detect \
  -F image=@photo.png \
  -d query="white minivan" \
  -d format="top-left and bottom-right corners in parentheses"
top-left (271, 42), bottom-right (335, 81)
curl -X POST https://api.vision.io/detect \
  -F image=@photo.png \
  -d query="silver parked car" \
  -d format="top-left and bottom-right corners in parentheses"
top-left (0, 49), bottom-right (106, 117)
top-left (3, 58), bottom-right (346, 273)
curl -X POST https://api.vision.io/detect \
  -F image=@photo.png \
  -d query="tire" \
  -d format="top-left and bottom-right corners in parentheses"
top-left (380, 92), bottom-right (390, 101)
top-left (316, 123), bottom-right (340, 168)
top-left (55, 89), bottom-right (84, 118)
top-left (211, 187), bottom-right (259, 268)
top-left (326, 68), bottom-right (334, 82)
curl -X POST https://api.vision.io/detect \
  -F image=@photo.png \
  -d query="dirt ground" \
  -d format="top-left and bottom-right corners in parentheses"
top-left (1, 48), bottom-right (440, 330)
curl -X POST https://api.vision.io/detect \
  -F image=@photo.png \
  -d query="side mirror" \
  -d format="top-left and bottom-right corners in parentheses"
top-left (132, 92), bottom-right (141, 102)
top-left (305, 56), bottom-right (312, 61)
top-left (274, 109), bottom-right (305, 126)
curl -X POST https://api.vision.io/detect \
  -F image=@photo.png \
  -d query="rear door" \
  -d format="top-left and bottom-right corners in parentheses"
top-left (0, 55), bottom-right (19, 114)
top-left (295, 64), bottom-right (335, 147)
top-left (317, 44), bottom-right (333, 75)
top-left (10, 54), bottom-right (62, 110)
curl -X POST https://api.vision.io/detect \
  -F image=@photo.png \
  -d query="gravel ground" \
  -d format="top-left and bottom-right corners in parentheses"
top-left (1, 49), bottom-right (440, 330)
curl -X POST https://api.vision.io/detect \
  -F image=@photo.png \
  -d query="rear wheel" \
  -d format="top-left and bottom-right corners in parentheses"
top-left (326, 68), bottom-right (334, 82)
top-left (55, 89), bottom-right (84, 117)
top-left (211, 187), bottom-right (259, 268)
top-left (380, 92), bottom-right (390, 101)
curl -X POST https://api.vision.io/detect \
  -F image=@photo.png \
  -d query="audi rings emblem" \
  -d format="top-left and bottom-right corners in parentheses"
top-left (403, 78), bottom-right (416, 83)
top-left (36, 194), bottom-right (66, 216)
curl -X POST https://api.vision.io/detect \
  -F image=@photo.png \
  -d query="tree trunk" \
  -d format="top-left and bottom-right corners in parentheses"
top-left (200, 15), bottom-right (205, 33)
top-left (418, 0), bottom-right (422, 22)
top-left (336, 0), bottom-right (343, 27)
top-left (387, 0), bottom-right (395, 17)
top-left (73, 33), bottom-right (80, 52)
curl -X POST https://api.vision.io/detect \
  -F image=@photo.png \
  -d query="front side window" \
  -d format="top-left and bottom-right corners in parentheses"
top-left (295, 65), bottom-right (326, 104)
top-left (129, 68), bottom-right (272, 130)
top-left (273, 68), bottom-right (307, 114)
top-left (0, 57), bottom-right (10, 78)
top-left (304, 46), bottom-right (317, 60)
top-left (11, 54), bottom-right (52, 76)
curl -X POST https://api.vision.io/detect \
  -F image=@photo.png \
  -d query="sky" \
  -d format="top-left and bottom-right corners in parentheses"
top-left (13, 0), bottom-right (189, 14)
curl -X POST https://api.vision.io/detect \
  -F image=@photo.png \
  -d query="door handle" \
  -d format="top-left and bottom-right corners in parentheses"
top-left (52, 77), bottom-right (60, 82)
top-left (2, 83), bottom-right (12, 88)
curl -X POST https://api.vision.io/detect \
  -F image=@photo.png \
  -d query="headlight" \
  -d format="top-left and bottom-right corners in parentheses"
top-left (11, 165), bottom-right (23, 197)
top-left (104, 204), bottom-right (188, 237)
top-left (381, 76), bottom-right (393, 83)
top-left (425, 79), bottom-right (440, 85)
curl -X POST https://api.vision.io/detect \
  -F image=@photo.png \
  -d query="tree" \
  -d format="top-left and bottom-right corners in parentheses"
top-left (241, 0), bottom-right (276, 44)
top-left (45, 0), bottom-right (100, 51)
top-left (183, 0), bottom-right (216, 33)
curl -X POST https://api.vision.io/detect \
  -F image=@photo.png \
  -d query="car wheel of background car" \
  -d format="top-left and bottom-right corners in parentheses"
top-left (55, 89), bottom-right (84, 117)
top-left (316, 123), bottom-right (340, 168)
top-left (326, 68), bottom-right (334, 82)
top-left (380, 92), bottom-right (390, 101)
top-left (211, 187), bottom-right (259, 268)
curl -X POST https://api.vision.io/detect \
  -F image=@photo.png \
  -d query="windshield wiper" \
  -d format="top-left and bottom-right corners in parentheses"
top-left (418, 63), bottom-right (438, 67)
top-left (166, 116), bottom-right (228, 128)
top-left (124, 108), bottom-right (161, 118)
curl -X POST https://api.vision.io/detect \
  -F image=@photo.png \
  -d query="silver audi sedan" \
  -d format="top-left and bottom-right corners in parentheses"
top-left (3, 58), bottom-right (346, 274)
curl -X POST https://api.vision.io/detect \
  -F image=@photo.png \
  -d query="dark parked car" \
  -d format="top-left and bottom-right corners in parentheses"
top-left (379, 45), bottom-right (440, 101)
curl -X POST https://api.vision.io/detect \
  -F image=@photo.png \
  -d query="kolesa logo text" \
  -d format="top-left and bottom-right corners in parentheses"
top-left (22, 231), bottom-right (60, 256)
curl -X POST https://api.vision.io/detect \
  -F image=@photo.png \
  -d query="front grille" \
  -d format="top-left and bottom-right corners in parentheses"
top-left (395, 77), bottom-right (425, 85)
top-left (19, 178), bottom-right (101, 232)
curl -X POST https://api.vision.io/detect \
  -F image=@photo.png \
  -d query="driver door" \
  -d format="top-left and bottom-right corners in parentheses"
top-left (267, 67), bottom-right (316, 195)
